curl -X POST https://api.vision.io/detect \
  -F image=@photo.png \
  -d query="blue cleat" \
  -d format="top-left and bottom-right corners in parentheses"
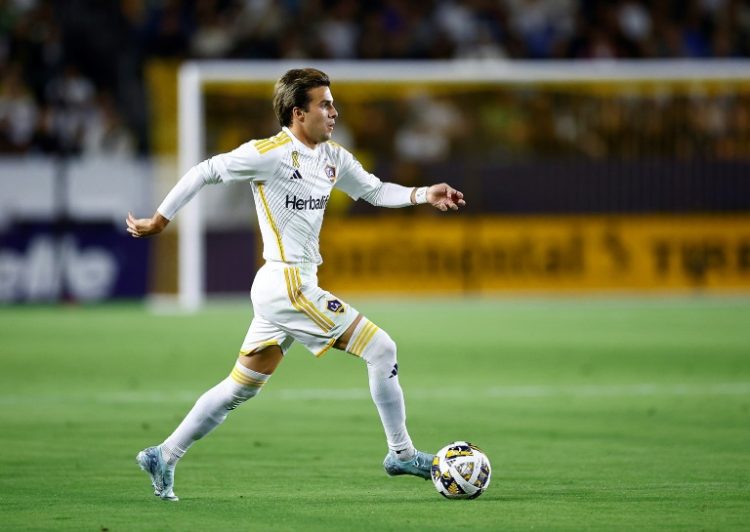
top-left (136, 446), bottom-right (178, 501)
top-left (383, 450), bottom-right (435, 480)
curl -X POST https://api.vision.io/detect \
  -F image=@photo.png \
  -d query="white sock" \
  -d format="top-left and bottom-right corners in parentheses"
top-left (347, 319), bottom-right (415, 459)
top-left (160, 361), bottom-right (270, 465)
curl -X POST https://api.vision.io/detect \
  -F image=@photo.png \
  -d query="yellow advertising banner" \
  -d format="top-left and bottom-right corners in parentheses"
top-left (317, 215), bottom-right (750, 294)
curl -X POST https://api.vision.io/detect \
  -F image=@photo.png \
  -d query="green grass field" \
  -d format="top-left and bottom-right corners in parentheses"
top-left (1, 297), bottom-right (749, 531)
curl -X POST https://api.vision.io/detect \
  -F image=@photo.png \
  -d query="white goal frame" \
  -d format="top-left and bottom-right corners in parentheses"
top-left (177, 59), bottom-right (750, 311)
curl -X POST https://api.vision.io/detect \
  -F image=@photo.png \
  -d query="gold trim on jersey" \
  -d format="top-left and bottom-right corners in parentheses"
top-left (284, 267), bottom-right (335, 332)
top-left (348, 319), bottom-right (379, 357)
top-left (230, 367), bottom-right (268, 387)
top-left (254, 131), bottom-right (291, 154)
top-left (256, 183), bottom-right (287, 262)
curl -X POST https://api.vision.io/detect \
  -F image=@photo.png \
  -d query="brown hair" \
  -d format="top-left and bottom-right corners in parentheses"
top-left (272, 68), bottom-right (331, 127)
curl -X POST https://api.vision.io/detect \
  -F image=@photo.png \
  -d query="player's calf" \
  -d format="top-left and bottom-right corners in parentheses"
top-left (137, 361), bottom-right (271, 499)
top-left (160, 361), bottom-right (271, 464)
top-left (347, 319), bottom-right (418, 464)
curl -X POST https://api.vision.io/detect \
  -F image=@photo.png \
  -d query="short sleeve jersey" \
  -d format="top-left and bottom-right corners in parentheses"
top-left (198, 127), bottom-right (380, 264)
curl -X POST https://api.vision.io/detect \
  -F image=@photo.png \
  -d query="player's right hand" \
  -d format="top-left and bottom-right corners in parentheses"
top-left (126, 212), bottom-right (170, 238)
top-left (427, 183), bottom-right (466, 212)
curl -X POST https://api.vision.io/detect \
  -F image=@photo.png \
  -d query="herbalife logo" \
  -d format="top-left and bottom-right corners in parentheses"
top-left (286, 194), bottom-right (330, 210)
top-left (290, 169), bottom-right (302, 180)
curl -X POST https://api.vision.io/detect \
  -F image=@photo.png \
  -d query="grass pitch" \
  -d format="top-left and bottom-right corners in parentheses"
top-left (1, 297), bottom-right (749, 531)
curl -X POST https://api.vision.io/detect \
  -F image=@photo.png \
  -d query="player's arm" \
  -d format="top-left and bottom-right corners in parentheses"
top-left (362, 182), bottom-right (466, 210)
top-left (126, 211), bottom-right (170, 238)
top-left (126, 142), bottom-right (263, 238)
top-left (338, 167), bottom-right (466, 211)
top-left (333, 145), bottom-right (465, 211)
top-left (126, 163), bottom-right (215, 238)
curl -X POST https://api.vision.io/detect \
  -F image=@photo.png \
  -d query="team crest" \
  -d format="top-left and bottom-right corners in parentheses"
top-left (326, 299), bottom-right (344, 313)
top-left (324, 164), bottom-right (336, 182)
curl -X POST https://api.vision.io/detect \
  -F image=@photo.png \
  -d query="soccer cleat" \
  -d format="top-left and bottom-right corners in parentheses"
top-left (136, 446), bottom-right (179, 501)
top-left (383, 450), bottom-right (435, 480)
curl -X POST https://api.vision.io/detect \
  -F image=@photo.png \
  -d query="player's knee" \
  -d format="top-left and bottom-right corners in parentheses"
top-left (379, 331), bottom-right (397, 364)
top-left (224, 362), bottom-right (271, 409)
top-left (226, 385), bottom-right (262, 410)
top-left (361, 328), bottom-right (398, 375)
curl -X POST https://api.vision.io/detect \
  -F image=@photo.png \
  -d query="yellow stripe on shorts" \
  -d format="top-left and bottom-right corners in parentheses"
top-left (315, 338), bottom-right (337, 358)
top-left (284, 268), bottom-right (333, 332)
top-left (238, 340), bottom-right (279, 357)
top-left (284, 268), bottom-right (327, 330)
top-left (292, 268), bottom-right (335, 329)
top-left (348, 320), bottom-right (379, 357)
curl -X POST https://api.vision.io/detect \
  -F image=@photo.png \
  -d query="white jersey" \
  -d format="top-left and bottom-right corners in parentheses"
top-left (158, 127), bottom-right (416, 265)
top-left (154, 127), bottom-right (425, 357)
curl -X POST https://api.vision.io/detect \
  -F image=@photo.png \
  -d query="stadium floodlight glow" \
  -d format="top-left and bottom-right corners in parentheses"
top-left (177, 59), bottom-right (750, 311)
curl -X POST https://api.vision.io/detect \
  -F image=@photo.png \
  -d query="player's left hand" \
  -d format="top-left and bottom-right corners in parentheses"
top-left (126, 212), bottom-right (169, 238)
top-left (427, 183), bottom-right (466, 212)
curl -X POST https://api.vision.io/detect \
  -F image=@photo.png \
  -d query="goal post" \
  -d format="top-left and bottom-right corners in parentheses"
top-left (176, 59), bottom-right (750, 311)
top-left (177, 63), bottom-right (204, 312)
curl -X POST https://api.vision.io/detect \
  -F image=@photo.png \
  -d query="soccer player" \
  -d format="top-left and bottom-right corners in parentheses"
top-left (127, 68), bottom-right (466, 501)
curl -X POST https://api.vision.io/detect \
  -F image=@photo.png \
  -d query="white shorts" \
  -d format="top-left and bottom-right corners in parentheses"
top-left (240, 261), bottom-right (360, 357)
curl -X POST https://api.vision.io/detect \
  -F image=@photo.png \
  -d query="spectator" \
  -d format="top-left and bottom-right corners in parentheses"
top-left (43, 63), bottom-right (96, 155)
top-left (83, 92), bottom-right (135, 157)
top-left (0, 62), bottom-right (37, 152)
top-left (0, 0), bottom-right (747, 160)
top-left (191, 0), bottom-right (235, 58)
top-left (317, 0), bottom-right (359, 59)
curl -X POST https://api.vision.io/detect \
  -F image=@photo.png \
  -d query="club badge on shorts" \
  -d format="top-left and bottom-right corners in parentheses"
top-left (324, 164), bottom-right (336, 183)
top-left (327, 299), bottom-right (344, 313)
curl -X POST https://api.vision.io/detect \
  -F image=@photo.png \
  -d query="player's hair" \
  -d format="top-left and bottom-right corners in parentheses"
top-left (273, 68), bottom-right (331, 127)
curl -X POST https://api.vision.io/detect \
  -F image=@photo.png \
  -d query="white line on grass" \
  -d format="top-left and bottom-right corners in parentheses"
top-left (277, 382), bottom-right (750, 401)
top-left (0, 382), bottom-right (748, 405)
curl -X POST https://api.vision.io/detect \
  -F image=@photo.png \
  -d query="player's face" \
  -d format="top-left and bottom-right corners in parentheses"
top-left (296, 86), bottom-right (338, 146)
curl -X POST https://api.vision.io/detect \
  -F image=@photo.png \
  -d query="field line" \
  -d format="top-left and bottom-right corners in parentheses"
top-left (277, 382), bottom-right (750, 400)
top-left (0, 382), bottom-right (748, 405)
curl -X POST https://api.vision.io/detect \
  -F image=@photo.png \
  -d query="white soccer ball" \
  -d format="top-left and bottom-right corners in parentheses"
top-left (431, 441), bottom-right (492, 499)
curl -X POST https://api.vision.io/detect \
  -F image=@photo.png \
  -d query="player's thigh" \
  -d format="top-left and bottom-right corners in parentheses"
top-left (238, 314), bottom-right (294, 374)
top-left (238, 344), bottom-right (284, 375)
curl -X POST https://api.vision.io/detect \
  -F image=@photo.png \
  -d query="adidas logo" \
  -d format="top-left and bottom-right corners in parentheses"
top-left (290, 169), bottom-right (303, 180)
top-left (389, 363), bottom-right (398, 378)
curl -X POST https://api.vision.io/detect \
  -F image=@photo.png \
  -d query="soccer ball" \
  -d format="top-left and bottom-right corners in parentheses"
top-left (431, 441), bottom-right (492, 499)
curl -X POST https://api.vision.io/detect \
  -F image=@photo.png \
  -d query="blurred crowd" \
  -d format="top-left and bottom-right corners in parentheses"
top-left (1, 0), bottom-right (749, 157)
top-left (204, 85), bottom-right (750, 167)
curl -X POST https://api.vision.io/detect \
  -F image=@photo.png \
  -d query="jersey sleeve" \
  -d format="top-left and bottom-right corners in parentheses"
top-left (208, 141), bottom-right (270, 183)
top-left (332, 145), bottom-right (383, 200)
top-left (157, 141), bottom-right (276, 219)
top-left (333, 144), bottom-right (414, 207)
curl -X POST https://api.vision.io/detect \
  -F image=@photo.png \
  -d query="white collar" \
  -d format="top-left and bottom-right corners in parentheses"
top-left (283, 126), bottom-right (321, 156)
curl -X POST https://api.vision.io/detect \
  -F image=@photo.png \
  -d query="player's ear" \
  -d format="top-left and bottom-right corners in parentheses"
top-left (292, 106), bottom-right (305, 123)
